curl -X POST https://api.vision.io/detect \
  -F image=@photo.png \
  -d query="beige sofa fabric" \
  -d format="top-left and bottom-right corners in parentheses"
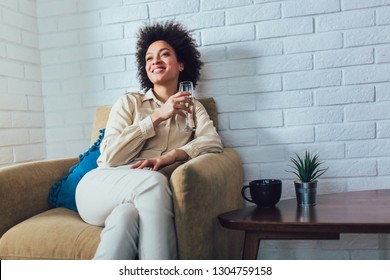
top-left (0, 208), bottom-right (101, 260)
top-left (0, 158), bottom-right (78, 237)
top-left (171, 148), bottom-right (243, 259)
top-left (0, 98), bottom-right (243, 260)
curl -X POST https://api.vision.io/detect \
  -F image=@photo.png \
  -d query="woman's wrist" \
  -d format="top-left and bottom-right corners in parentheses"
top-left (170, 149), bottom-right (189, 162)
top-left (151, 112), bottom-right (163, 127)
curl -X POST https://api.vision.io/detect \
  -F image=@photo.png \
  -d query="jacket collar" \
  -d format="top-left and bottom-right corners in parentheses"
top-left (142, 88), bottom-right (161, 104)
top-left (142, 88), bottom-right (165, 106)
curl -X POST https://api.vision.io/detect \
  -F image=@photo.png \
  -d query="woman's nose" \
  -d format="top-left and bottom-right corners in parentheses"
top-left (152, 57), bottom-right (161, 64)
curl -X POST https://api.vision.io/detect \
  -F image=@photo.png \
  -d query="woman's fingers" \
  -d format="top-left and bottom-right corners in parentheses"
top-left (130, 159), bottom-right (162, 171)
top-left (174, 102), bottom-right (192, 114)
top-left (152, 91), bottom-right (193, 122)
top-left (174, 92), bottom-right (193, 104)
top-left (130, 160), bottom-right (150, 169)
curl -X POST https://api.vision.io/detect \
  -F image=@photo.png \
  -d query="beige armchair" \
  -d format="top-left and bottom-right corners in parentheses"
top-left (0, 98), bottom-right (244, 260)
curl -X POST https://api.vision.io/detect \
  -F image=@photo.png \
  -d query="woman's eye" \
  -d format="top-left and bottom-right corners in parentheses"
top-left (146, 57), bottom-right (152, 62)
top-left (161, 52), bottom-right (169, 57)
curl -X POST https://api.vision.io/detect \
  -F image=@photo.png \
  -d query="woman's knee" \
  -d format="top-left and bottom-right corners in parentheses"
top-left (106, 204), bottom-right (139, 230)
top-left (150, 171), bottom-right (169, 186)
top-left (135, 172), bottom-right (172, 208)
top-left (139, 171), bottom-right (170, 193)
top-left (150, 172), bottom-right (171, 195)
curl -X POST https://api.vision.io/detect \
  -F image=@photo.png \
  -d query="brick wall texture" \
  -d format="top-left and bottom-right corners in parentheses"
top-left (1, 0), bottom-right (390, 259)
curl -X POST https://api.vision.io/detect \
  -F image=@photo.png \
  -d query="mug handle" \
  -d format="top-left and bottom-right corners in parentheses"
top-left (241, 185), bottom-right (254, 203)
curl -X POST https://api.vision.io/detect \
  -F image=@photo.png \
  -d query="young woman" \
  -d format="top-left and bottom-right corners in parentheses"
top-left (75, 21), bottom-right (223, 260)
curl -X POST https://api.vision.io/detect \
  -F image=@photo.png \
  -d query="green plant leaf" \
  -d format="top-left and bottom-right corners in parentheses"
top-left (286, 150), bottom-right (328, 183)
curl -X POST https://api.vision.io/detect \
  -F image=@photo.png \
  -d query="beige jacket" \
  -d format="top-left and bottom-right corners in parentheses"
top-left (98, 89), bottom-right (223, 167)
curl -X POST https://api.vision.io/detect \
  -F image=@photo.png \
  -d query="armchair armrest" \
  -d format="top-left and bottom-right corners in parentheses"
top-left (0, 157), bottom-right (78, 237)
top-left (170, 148), bottom-right (244, 259)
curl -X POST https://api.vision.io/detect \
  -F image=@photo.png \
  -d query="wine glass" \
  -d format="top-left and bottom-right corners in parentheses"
top-left (178, 81), bottom-right (195, 132)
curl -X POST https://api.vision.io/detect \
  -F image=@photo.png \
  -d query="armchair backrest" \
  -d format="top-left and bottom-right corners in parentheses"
top-left (90, 97), bottom-right (218, 144)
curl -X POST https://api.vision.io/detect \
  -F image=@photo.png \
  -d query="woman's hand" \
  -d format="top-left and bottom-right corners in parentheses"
top-left (151, 91), bottom-right (193, 127)
top-left (130, 149), bottom-right (189, 171)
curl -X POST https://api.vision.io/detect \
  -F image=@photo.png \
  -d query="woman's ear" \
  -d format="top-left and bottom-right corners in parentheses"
top-left (179, 62), bottom-right (184, 72)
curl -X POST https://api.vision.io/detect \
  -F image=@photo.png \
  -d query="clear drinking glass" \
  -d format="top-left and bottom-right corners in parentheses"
top-left (178, 81), bottom-right (195, 132)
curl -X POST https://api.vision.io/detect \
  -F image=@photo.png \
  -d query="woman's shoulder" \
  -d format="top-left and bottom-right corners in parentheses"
top-left (111, 91), bottom-right (146, 112)
top-left (115, 91), bottom-right (146, 104)
top-left (123, 91), bottom-right (145, 99)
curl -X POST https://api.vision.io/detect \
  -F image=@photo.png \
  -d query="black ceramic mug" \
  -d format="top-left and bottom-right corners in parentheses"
top-left (241, 179), bottom-right (282, 207)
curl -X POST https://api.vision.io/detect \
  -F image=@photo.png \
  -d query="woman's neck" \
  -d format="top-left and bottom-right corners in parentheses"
top-left (153, 83), bottom-right (178, 102)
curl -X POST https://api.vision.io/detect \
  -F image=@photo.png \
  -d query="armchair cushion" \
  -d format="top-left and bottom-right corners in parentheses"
top-left (0, 208), bottom-right (101, 260)
top-left (48, 129), bottom-right (105, 212)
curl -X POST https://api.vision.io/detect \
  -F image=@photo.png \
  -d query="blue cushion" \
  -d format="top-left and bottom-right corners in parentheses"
top-left (49, 129), bottom-right (105, 212)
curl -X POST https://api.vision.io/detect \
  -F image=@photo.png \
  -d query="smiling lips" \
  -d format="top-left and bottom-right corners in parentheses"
top-left (152, 67), bottom-right (165, 74)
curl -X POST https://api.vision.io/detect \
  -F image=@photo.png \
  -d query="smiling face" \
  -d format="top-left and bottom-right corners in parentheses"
top-left (145, 40), bottom-right (184, 89)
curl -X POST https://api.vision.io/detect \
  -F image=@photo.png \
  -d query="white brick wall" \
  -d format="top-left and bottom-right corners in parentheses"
top-left (2, 0), bottom-right (390, 260)
top-left (0, 0), bottom-right (45, 167)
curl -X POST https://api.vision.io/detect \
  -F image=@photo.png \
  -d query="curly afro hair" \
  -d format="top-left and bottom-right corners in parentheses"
top-left (135, 21), bottom-right (203, 90)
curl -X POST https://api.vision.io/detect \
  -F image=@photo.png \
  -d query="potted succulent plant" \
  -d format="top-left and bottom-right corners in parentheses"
top-left (287, 150), bottom-right (328, 207)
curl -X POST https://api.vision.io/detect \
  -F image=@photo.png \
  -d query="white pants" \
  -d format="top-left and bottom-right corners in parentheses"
top-left (75, 165), bottom-right (178, 260)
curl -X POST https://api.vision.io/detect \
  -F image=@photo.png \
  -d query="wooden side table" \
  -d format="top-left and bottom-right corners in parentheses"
top-left (218, 189), bottom-right (390, 260)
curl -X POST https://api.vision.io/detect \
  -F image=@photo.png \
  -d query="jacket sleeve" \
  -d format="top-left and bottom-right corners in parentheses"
top-left (179, 100), bottom-right (223, 159)
top-left (98, 94), bottom-right (155, 167)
